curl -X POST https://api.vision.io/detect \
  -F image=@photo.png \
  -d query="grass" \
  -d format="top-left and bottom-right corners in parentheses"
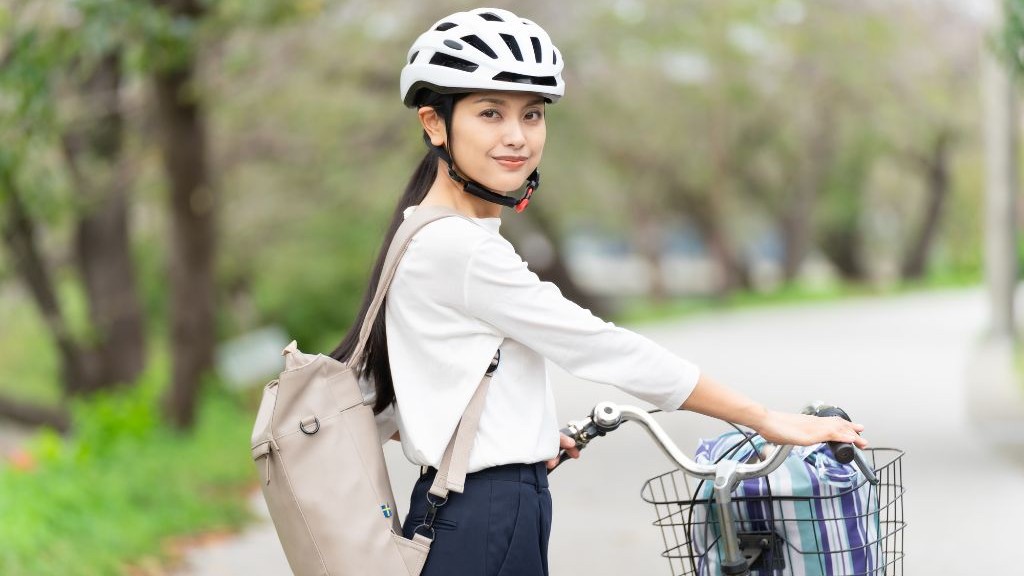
top-left (0, 281), bottom-right (259, 575)
top-left (615, 270), bottom-right (983, 326)
top-left (0, 342), bottom-right (257, 576)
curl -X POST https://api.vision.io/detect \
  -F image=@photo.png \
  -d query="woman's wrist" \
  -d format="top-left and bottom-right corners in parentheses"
top-left (736, 403), bottom-right (771, 431)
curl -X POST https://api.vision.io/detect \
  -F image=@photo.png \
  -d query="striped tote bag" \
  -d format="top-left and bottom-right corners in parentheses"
top-left (690, 432), bottom-right (880, 576)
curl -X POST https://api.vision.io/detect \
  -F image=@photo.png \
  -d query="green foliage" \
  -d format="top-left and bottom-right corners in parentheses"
top-left (213, 0), bottom-right (324, 27)
top-left (0, 283), bottom-right (61, 406)
top-left (997, 0), bottom-right (1024, 78)
top-left (248, 210), bottom-right (386, 351)
top-left (0, 380), bottom-right (255, 575)
top-left (617, 281), bottom-right (872, 326)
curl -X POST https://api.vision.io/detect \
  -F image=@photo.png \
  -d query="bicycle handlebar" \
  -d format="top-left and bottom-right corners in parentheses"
top-left (553, 401), bottom-right (877, 485)
top-left (553, 402), bottom-right (878, 576)
top-left (589, 402), bottom-right (793, 481)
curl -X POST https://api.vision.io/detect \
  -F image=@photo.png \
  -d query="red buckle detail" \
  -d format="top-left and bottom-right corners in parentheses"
top-left (515, 187), bottom-right (534, 213)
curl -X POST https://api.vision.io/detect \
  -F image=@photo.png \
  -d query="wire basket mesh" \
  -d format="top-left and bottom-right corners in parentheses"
top-left (641, 447), bottom-right (905, 576)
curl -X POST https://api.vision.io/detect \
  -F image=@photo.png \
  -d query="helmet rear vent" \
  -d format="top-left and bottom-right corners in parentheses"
top-left (461, 35), bottom-right (498, 59)
top-left (429, 53), bottom-right (479, 73)
top-left (409, 51), bottom-right (419, 64)
top-left (478, 12), bottom-right (504, 22)
top-left (435, 22), bottom-right (457, 31)
top-left (530, 37), bottom-right (542, 63)
top-left (500, 34), bottom-right (524, 62)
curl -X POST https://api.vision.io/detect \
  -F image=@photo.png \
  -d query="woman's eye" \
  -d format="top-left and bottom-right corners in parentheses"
top-left (525, 109), bottom-right (544, 121)
top-left (480, 109), bottom-right (501, 119)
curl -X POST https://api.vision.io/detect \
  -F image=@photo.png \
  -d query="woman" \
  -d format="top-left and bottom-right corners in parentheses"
top-left (332, 7), bottom-right (866, 576)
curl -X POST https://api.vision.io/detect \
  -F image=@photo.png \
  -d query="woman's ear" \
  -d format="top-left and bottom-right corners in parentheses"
top-left (418, 107), bottom-right (447, 147)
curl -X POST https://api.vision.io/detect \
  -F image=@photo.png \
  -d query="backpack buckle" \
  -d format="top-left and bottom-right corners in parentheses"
top-left (414, 492), bottom-right (448, 541)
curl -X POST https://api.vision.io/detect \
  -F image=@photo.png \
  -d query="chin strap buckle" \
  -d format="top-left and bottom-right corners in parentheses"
top-left (514, 186), bottom-right (535, 213)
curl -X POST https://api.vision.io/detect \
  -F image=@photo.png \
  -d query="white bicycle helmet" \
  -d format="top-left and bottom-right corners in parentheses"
top-left (400, 7), bottom-right (565, 107)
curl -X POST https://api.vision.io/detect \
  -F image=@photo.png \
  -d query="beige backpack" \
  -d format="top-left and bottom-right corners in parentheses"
top-left (250, 205), bottom-right (492, 576)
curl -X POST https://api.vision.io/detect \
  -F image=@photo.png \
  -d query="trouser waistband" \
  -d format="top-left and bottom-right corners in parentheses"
top-left (421, 461), bottom-right (549, 488)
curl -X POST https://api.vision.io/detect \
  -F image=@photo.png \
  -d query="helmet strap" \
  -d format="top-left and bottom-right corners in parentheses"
top-left (449, 164), bottom-right (538, 213)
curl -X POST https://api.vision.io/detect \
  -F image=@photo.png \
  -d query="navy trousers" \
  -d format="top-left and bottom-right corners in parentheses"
top-left (402, 462), bottom-right (552, 576)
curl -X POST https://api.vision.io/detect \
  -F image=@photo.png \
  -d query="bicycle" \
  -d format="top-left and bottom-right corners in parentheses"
top-left (553, 402), bottom-right (905, 576)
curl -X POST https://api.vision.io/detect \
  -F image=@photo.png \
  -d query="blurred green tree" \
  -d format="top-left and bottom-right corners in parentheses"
top-left (0, 0), bottom-right (319, 430)
top-left (542, 0), bottom-right (980, 292)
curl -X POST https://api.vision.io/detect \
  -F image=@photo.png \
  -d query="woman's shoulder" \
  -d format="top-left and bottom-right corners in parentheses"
top-left (411, 214), bottom-right (506, 256)
top-left (398, 215), bottom-right (514, 299)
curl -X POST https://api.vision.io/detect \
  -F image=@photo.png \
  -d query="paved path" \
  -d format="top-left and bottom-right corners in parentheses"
top-left (176, 288), bottom-right (1024, 575)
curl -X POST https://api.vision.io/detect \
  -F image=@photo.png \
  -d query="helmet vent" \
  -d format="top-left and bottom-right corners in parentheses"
top-left (409, 51), bottom-right (419, 64)
top-left (429, 53), bottom-right (479, 73)
top-left (492, 71), bottom-right (557, 87)
top-left (500, 34), bottom-right (524, 62)
top-left (478, 12), bottom-right (504, 22)
top-left (435, 22), bottom-right (457, 31)
top-left (530, 37), bottom-right (542, 63)
top-left (443, 39), bottom-right (463, 50)
top-left (552, 51), bottom-right (558, 65)
top-left (461, 35), bottom-right (498, 59)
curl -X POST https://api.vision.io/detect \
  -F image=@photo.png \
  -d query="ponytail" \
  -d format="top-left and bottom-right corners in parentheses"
top-left (329, 151), bottom-right (437, 414)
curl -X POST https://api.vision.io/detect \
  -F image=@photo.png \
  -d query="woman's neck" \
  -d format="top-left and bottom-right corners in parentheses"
top-left (420, 161), bottom-right (503, 219)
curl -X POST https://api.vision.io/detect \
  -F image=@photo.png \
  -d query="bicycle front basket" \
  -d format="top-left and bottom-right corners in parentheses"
top-left (640, 446), bottom-right (905, 576)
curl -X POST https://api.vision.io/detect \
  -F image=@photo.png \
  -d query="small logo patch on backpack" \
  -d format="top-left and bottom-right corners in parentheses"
top-left (381, 504), bottom-right (393, 519)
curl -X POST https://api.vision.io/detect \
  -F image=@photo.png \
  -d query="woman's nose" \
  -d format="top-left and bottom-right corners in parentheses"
top-left (502, 120), bottom-right (526, 148)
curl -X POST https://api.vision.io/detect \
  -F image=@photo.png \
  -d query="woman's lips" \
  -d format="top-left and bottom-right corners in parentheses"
top-left (494, 156), bottom-right (527, 169)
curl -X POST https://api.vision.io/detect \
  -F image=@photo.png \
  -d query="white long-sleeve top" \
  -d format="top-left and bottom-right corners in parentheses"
top-left (380, 205), bottom-right (700, 473)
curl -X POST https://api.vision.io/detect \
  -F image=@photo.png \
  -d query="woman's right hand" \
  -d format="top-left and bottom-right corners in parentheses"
top-left (680, 373), bottom-right (867, 449)
top-left (754, 410), bottom-right (867, 449)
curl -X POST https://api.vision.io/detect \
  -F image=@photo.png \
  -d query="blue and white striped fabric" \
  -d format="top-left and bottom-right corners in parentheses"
top-left (690, 432), bottom-right (880, 576)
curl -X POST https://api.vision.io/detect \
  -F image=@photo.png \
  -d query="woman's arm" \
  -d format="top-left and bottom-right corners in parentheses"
top-left (681, 373), bottom-right (868, 448)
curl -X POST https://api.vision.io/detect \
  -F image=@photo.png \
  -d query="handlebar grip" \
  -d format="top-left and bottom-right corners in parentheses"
top-left (827, 441), bottom-right (855, 464)
top-left (813, 406), bottom-right (855, 464)
top-left (552, 450), bottom-right (573, 468)
top-left (548, 427), bottom-right (577, 473)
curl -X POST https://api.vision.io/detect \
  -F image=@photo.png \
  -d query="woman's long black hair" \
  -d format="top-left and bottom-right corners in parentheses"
top-left (330, 90), bottom-right (458, 414)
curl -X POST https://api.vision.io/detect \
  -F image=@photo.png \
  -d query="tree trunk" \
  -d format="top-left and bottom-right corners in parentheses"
top-left (0, 395), bottom-right (69, 432)
top-left (153, 61), bottom-right (216, 429)
top-left (982, 30), bottom-right (1019, 340)
top-left (61, 50), bottom-right (147, 393)
top-left (782, 104), bottom-right (836, 282)
top-left (705, 116), bottom-right (747, 296)
top-left (629, 200), bottom-right (669, 303)
top-left (820, 227), bottom-right (864, 280)
top-left (0, 176), bottom-right (91, 398)
top-left (901, 131), bottom-right (952, 280)
top-left (687, 194), bottom-right (748, 297)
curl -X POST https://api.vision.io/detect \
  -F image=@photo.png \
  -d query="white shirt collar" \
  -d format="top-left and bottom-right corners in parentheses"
top-left (403, 205), bottom-right (501, 234)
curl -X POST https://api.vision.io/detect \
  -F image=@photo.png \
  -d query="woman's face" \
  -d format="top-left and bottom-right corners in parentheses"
top-left (447, 91), bottom-right (547, 194)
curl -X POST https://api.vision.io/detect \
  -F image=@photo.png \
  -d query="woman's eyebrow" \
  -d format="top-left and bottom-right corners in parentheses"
top-left (473, 96), bottom-right (546, 107)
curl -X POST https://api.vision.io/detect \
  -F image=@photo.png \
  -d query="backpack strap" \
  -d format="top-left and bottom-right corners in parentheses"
top-left (349, 204), bottom-right (463, 364)
top-left (349, 204), bottom-right (498, 498)
top-left (428, 350), bottom-right (500, 499)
